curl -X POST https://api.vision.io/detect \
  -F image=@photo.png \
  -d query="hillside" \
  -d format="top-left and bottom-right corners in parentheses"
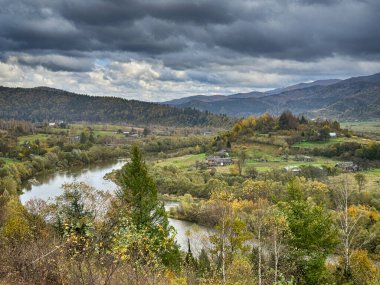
top-left (265, 79), bottom-right (341, 95)
top-left (0, 86), bottom-right (232, 127)
top-left (163, 73), bottom-right (380, 119)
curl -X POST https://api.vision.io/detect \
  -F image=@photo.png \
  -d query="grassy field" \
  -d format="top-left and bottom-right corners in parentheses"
top-left (92, 130), bottom-right (126, 139)
top-left (244, 156), bottom-right (336, 171)
top-left (17, 124), bottom-right (137, 144)
top-left (155, 153), bottom-right (206, 169)
top-left (235, 143), bottom-right (282, 161)
top-left (292, 136), bottom-right (371, 149)
top-left (18, 133), bottom-right (50, 144)
top-left (368, 168), bottom-right (380, 174)
top-left (341, 121), bottom-right (380, 138)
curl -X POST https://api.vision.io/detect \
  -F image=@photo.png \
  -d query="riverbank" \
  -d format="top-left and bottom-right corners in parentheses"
top-left (19, 159), bottom-right (211, 252)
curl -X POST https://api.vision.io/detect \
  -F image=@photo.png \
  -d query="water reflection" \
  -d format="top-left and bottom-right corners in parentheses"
top-left (20, 159), bottom-right (211, 253)
top-left (20, 159), bottom-right (126, 203)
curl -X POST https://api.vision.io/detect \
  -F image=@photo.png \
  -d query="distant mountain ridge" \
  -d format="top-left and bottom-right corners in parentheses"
top-left (163, 74), bottom-right (380, 120)
top-left (0, 86), bottom-right (232, 127)
top-left (265, 79), bottom-right (342, 95)
top-left (164, 79), bottom-right (341, 106)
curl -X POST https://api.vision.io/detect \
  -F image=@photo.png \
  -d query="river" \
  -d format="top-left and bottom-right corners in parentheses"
top-left (20, 159), bottom-right (211, 254)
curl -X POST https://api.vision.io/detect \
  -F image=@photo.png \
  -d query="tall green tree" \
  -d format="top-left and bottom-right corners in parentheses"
top-left (118, 145), bottom-right (180, 268)
top-left (119, 145), bottom-right (168, 229)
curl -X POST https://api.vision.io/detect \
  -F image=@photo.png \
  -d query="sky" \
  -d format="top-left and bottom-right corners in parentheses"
top-left (0, 0), bottom-right (380, 102)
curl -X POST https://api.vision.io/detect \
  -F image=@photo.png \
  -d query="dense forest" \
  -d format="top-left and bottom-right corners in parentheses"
top-left (0, 87), bottom-right (232, 127)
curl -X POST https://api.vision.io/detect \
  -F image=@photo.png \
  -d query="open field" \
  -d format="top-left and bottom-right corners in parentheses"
top-left (18, 133), bottom-right (50, 144)
top-left (341, 121), bottom-right (380, 139)
top-left (154, 149), bottom-right (338, 175)
top-left (368, 168), bottom-right (380, 174)
top-left (292, 136), bottom-right (372, 149)
top-left (17, 123), bottom-right (141, 145)
top-left (68, 123), bottom-right (140, 138)
top-left (155, 153), bottom-right (206, 169)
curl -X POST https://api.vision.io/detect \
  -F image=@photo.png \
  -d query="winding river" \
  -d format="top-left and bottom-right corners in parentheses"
top-left (20, 159), bottom-right (210, 254)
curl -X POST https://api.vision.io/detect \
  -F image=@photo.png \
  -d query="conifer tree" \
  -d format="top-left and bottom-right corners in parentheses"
top-left (118, 145), bottom-right (180, 268)
top-left (119, 145), bottom-right (168, 229)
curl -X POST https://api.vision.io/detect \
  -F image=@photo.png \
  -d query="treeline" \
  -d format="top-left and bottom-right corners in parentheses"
top-left (0, 86), bottom-right (233, 127)
top-left (309, 141), bottom-right (380, 166)
top-left (0, 120), bottom-right (34, 135)
top-left (143, 135), bottom-right (209, 154)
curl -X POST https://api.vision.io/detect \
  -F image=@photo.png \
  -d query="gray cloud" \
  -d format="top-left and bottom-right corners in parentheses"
top-left (0, 0), bottom-right (379, 99)
top-left (1, 0), bottom-right (379, 59)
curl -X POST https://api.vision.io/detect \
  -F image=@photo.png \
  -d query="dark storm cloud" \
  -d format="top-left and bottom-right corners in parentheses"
top-left (59, 0), bottom-right (235, 25)
top-left (13, 53), bottom-right (94, 72)
top-left (0, 0), bottom-right (380, 72)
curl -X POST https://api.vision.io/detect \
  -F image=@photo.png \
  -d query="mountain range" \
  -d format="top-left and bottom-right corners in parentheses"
top-left (0, 73), bottom-right (379, 126)
top-left (163, 73), bottom-right (380, 120)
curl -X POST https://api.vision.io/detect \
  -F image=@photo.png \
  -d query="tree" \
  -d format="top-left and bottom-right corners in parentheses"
top-left (198, 248), bottom-right (211, 278)
top-left (118, 145), bottom-right (180, 268)
top-left (249, 198), bottom-right (270, 285)
top-left (119, 145), bottom-right (167, 228)
top-left (88, 131), bottom-right (96, 143)
top-left (226, 255), bottom-right (255, 285)
top-left (80, 131), bottom-right (88, 144)
top-left (265, 206), bottom-right (290, 284)
top-left (143, 127), bottom-right (150, 137)
top-left (318, 125), bottom-right (331, 141)
top-left (280, 179), bottom-right (338, 285)
top-left (245, 165), bottom-right (258, 179)
top-left (279, 111), bottom-right (299, 130)
top-left (208, 189), bottom-right (252, 285)
top-left (354, 173), bottom-right (366, 193)
top-left (350, 250), bottom-right (379, 285)
top-left (335, 177), bottom-right (379, 282)
top-left (52, 183), bottom-right (117, 284)
top-left (236, 149), bottom-right (247, 176)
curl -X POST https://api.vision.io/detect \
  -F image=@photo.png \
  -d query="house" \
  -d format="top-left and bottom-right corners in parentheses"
top-left (335, 162), bottom-right (358, 172)
top-left (207, 156), bottom-right (233, 167)
top-left (329, 132), bottom-right (337, 137)
top-left (48, 122), bottom-right (56, 127)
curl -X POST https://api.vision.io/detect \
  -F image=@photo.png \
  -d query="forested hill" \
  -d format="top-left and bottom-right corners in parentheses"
top-left (0, 86), bottom-right (232, 127)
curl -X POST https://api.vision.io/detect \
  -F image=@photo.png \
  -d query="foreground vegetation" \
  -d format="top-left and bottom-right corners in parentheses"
top-left (1, 112), bottom-right (380, 284)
